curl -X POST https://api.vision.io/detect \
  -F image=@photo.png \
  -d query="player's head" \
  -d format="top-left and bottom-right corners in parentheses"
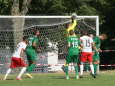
top-left (89, 33), bottom-right (95, 38)
top-left (71, 13), bottom-right (77, 23)
top-left (23, 36), bottom-right (28, 43)
top-left (82, 31), bottom-right (88, 36)
top-left (69, 30), bottom-right (75, 36)
top-left (99, 34), bottom-right (107, 40)
top-left (33, 30), bottom-right (40, 37)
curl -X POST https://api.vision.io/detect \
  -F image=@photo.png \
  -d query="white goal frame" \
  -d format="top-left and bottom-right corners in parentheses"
top-left (0, 15), bottom-right (99, 72)
top-left (0, 15), bottom-right (99, 35)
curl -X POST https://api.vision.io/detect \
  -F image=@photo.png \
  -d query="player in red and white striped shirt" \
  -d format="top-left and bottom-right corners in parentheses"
top-left (3, 36), bottom-right (28, 80)
top-left (80, 32), bottom-right (97, 78)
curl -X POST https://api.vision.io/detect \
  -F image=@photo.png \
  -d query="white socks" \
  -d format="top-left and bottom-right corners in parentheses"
top-left (4, 68), bottom-right (12, 80)
top-left (4, 67), bottom-right (26, 80)
top-left (80, 64), bottom-right (94, 76)
top-left (17, 67), bottom-right (26, 79)
top-left (90, 64), bottom-right (94, 74)
top-left (80, 64), bottom-right (84, 76)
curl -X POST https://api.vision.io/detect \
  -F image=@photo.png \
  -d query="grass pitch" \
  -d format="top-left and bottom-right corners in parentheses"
top-left (0, 70), bottom-right (115, 86)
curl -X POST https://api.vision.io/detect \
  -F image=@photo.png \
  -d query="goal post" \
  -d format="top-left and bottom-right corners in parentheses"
top-left (0, 15), bottom-right (99, 73)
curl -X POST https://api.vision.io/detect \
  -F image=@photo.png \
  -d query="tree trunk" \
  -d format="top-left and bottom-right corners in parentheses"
top-left (11, 0), bottom-right (32, 48)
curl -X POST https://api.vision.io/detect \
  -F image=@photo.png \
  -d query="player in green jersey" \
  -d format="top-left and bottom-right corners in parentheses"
top-left (90, 34), bottom-right (107, 75)
top-left (25, 30), bottom-right (40, 78)
top-left (65, 30), bottom-right (80, 80)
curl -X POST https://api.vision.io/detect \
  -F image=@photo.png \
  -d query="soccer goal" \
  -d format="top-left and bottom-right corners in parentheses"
top-left (0, 15), bottom-right (99, 73)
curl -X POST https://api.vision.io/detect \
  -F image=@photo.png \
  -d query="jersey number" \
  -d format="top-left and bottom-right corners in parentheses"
top-left (72, 42), bottom-right (78, 48)
top-left (85, 39), bottom-right (91, 47)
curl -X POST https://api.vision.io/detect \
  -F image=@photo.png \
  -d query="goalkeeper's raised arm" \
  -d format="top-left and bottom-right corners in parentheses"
top-left (67, 14), bottom-right (77, 33)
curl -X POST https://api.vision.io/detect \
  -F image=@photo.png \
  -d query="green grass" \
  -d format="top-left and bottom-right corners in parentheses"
top-left (0, 70), bottom-right (115, 86)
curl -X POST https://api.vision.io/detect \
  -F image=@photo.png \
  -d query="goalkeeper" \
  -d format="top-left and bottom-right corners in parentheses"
top-left (25, 30), bottom-right (40, 78)
top-left (67, 14), bottom-right (77, 35)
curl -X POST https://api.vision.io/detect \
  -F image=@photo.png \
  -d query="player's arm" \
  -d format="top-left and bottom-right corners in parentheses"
top-left (68, 42), bottom-right (71, 48)
top-left (66, 37), bottom-right (71, 53)
top-left (20, 43), bottom-right (27, 58)
top-left (79, 38), bottom-right (83, 50)
top-left (92, 42), bottom-right (98, 52)
top-left (32, 39), bottom-right (38, 49)
top-left (33, 39), bottom-right (42, 52)
top-left (20, 48), bottom-right (25, 58)
top-left (32, 42), bottom-right (37, 48)
top-left (78, 39), bottom-right (82, 50)
top-left (94, 37), bottom-right (102, 52)
top-left (67, 19), bottom-right (77, 33)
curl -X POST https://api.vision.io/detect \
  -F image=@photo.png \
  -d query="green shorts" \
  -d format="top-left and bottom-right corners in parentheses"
top-left (66, 48), bottom-right (79, 64)
top-left (26, 48), bottom-right (37, 61)
top-left (66, 55), bottom-right (79, 64)
top-left (93, 51), bottom-right (100, 62)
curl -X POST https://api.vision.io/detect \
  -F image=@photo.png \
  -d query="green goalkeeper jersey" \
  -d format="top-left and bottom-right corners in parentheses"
top-left (93, 36), bottom-right (101, 49)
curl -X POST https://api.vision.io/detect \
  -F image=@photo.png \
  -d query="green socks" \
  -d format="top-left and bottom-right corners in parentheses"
top-left (94, 64), bottom-right (98, 75)
top-left (74, 66), bottom-right (78, 76)
top-left (27, 64), bottom-right (36, 72)
top-left (65, 65), bottom-right (79, 79)
top-left (65, 66), bottom-right (69, 76)
top-left (65, 66), bottom-right (69, 79)
top-left (74, 66), bottom-right (79, 79)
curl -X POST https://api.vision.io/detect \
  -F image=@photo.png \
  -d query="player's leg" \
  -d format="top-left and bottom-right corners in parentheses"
top-left (65, 64), bottom-right (69, 79)
top-left (26, 60), bottom-right (36, 78)
top-left (27, 50), bottom-right (37, 72)
top-left (79, 52), bottom-right (86, 77)
top-left (89, 62), bottom-right (96, 78)
top-left (88, 53), bottom-right (96, 78)
top-left (93, 62), bottom-right (98, 75)
top-left (93, 52), bottom-right (100, 75)
top-left (3, 57), bottom-right (15, 80)
top-left (88, 53), bottom-right (94, 74)
top-left (3, 68), bottom-right (12, 80)
top-left (17, 67), bottom-right (26, 80)
top-left (16, 58), bottom-right (27, 80)
top-left (85, 62), bottom-right (90, 72)
top-left (74, 63), bottom-right (79, 79)
top-left (73, 55), bottom-right (79, 79)
top-left (27, 60), bottom-right (36, 73)
top-left (65, 54), bottom-right (71, 80)
top-left (26, 49), bottom-right (37, 78)
top-left (80, 62), bottom-right (84, 77)
top-left (89, 62), bottom-right (94, 75)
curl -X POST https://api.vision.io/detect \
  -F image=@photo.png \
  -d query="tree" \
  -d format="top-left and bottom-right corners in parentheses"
top-left (28, 0), bottom-right (66, 15)
top-left (11, 0), bottom-right (32, 47)
top-left (0, 0), bottom-right (12, 15)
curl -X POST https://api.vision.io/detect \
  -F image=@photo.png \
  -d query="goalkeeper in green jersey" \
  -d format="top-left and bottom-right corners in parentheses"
top-left (65, 30), bottom-right (80, 80)
top-left (90, 34), bottom-right (107, 75)
top-left (25, 30), bottom-right (40, 78)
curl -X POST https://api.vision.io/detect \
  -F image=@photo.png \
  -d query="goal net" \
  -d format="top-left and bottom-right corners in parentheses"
top-left (0, 16), bottom-right (99, 73)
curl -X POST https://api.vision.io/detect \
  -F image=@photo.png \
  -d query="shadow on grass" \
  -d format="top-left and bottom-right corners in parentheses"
top-left (1, 78), bottom-right (15, 81)
top-left (48, 76), bottom-right (65, 79)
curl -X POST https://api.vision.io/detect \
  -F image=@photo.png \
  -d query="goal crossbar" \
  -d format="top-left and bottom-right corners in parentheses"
top-left (0, 15), bottom-right (99, 35)
top-left (0, 15), bottom-right (98, 19)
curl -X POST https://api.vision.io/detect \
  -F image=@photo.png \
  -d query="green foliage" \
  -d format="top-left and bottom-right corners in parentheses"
top-left (0, 0), bottom-right (12, 15)
top-left (0, 0), bottom-right (115, 36)
top-left (78, 5), bottom-right (98, 15)
top-left (28, 0), bottom-right (66, 15)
